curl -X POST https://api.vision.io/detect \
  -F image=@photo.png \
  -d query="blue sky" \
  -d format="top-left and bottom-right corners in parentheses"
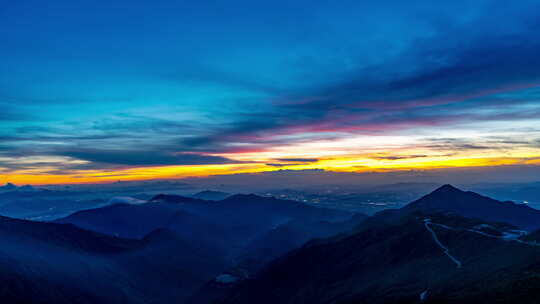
top-left (1, 0), bottom-right (540, 183)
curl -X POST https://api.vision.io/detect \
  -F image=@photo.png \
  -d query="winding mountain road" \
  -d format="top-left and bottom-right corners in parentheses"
top-left (424, 219), bottom-right (462, 268)
top-left (424, 217), bottom-right (540, 271)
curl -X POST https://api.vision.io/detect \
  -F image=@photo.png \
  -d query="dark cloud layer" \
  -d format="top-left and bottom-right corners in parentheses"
top-left (59, 149), bottom-right (238, 167)
top-left (169, 3), bottom-right (540, 153)
top-left (1, 1), bottom-right (540, 174)
top-left (276, 158), bottom-right (318, 163)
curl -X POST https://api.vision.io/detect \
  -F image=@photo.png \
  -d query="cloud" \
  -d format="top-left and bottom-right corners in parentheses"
top-left (276, 158), bottom-right (318, 163)
top-left (266, 163), bottom-right (301, 167)
top-left (169, 3), bottom-right (540, 153)
top-left (183, 165), bottom-right (540, 189)
top-left (2, 0), bottom-right (540, 177)
top-left (59, 149), bottom-right (239, 167)
top-left (264, 158), bottom-right (318, 167)
top-left (371, 155), bottom-right (429, 160)
top-left (420, 137), bottom-right (535, 152)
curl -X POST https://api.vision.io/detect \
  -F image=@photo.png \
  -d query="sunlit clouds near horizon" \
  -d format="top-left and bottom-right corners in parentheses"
top-left (1, 0), bottom-right (540, 184)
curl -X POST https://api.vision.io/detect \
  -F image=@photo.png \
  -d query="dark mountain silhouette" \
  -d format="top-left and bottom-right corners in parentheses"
top-left (5, 185), bottom-right (540, 303)
top-left (0, 214), bottom-right (227, 303)
top-left (191, 190), bottom-right (231, 200)
top-left (232, 213), bottom-right (369, 274)
top-left (55, 200), bottom-right (199, 239)
top-left (55, 192), bottom-right (364, 301)
top-left (0, 182), bottom-right (17, 191)
top-left (214, 185), bottom-right (540, 304)
top-left (0, 188), bottom-right (108, 220)
top-left (187, 213), bottom-right (367, 304)
top-left (0, 183), bottom-right (36, 192)
top-left (217, 214), bottom-right (540, 304)
top-left (57, 193), bottom-right (356, 240)
top-left (150, 193), bottom-right (210, 204)
top-left (17, 184), bottom-right (36, 191)
top-left (402, 184), bottom-right (540, 230)
top-left (520, 227), bottom-right (540, 243)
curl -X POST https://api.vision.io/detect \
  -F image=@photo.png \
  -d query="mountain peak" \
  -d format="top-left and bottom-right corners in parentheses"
top-left (435, 184), bottom-right (461, 191)
top-left (1, 182), bottom-right (17, 190)
top-left (404, 184), bottom-right (471, 211)
top-left (223, 193), bottom-right (264, 201)
top-left (402, 184), bottom-right (540, 230)
top-left (431, 184), bottom-right (462, 194)
top-left (192, 190), bottom-right (230, 201)
top-left (149, 194), bottom-right (206, 204)
top-left (18, 185), bottom-right (36, 191)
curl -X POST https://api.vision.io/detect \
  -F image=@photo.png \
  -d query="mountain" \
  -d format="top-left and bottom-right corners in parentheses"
top-left (191, 190), bottom-right (231, 200)
top-left (233, 213), bottom-right (368, 274)
top-left (186, 213), bottom-right (367, 304)
top-left (56, 193), bottom-right (364, 291)
top-left (214, 185), bottom-right (540, 304)
top-left (107, 196), bottom-right (147, 204)
top-left (0, 183), bottom-right (38, 192)
top-left (0, 189), bottom-right (109, 221)
top-left (0, 214), bottom-right (226, 303)
top-left (17, 184), bottom-right (37, 191)
top-left (55, 199), bottom-right (203, 239)
top-left (56, 193), bottom-right (357, 242)
top-left (402, 184), bottom-right (540, 230)
top-left (217, 212), bottom-right (540, 304)
top-left (4, 184), bottom-right (540, 303)
top-left (0, 182), bottom-right (17, 191)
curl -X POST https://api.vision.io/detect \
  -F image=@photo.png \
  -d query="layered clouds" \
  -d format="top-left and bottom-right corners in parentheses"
top-left (1, 0), bottom-right (540, 183)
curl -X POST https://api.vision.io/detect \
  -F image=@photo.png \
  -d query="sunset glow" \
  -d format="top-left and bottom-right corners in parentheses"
top-left (1, 1), bottom-right (540, 185)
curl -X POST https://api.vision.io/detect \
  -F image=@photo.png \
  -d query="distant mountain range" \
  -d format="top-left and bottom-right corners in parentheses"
top-left (1, 184), bottom-right (540, 303)
top-left (54, 192), bottom-right (362, 302)
top-left (190, 190), bottom-right (231, 200)
top-left (0, 186), bottom-right (108, 221)
top-left (0, 213), bottom-right (227, 303)
top-left (0, 182), bottom-right (37, 192)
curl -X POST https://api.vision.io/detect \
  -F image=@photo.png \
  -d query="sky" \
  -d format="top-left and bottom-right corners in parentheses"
top-left (1, 0), bottom-right (540, 185)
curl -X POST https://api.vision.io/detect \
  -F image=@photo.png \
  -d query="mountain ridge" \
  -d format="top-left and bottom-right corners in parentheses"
top-left (212, 185), bottom-right (540, 304)
top-left (402, 184), bottom-right (540, 230)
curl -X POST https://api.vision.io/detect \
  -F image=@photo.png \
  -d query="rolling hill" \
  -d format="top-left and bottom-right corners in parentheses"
top-left (215, 185), bottom-right (540, 304)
